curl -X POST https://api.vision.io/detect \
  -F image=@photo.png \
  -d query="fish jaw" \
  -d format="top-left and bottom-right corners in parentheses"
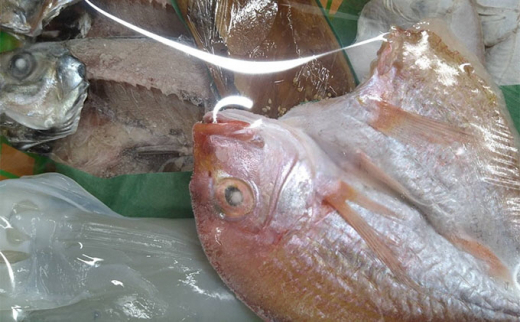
top-left (0, 0), bottom-right (79, 37)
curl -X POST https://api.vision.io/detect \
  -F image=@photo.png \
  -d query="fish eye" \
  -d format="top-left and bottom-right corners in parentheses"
top-left (214, 178), bottom-right (255, 219)
top-left (9, 52), bottom-right (36, 80)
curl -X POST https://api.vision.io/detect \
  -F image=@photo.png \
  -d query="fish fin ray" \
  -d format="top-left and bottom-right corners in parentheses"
top-left (334, 181), bottom-right (402, 220)
top-left (325, 182), bottom-right (417, 288)
top-left (370, 101), bottom-right (473, 146)
top-left (356, 152), bottom-right (424, 210)
top-left (449, 234), bottom-right (513, 284)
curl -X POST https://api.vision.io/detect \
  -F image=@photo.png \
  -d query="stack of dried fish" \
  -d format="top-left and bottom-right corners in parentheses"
top-left (1, 0), bottom-right (215, 177)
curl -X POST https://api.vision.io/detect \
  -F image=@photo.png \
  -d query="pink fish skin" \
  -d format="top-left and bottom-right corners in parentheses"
top-left (190, 24), bottom-right (520, 321)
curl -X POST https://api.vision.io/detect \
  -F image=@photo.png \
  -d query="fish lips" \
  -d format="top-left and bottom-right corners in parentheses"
top-left (0, 0), bottom-right (80, 37)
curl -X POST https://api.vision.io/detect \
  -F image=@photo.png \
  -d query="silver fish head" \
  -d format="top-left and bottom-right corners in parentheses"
top-left (0, 0), bottom-right (79, 36)
top-left (0, 42), bottom-right (88, 148)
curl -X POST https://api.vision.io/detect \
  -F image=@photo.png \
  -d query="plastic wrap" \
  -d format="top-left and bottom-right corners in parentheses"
top-left (1, 0), bottom-right (520, 321)
top-left (189, 21), bottom-right (520, 320)
top-left (175, 0), bottom-right (357, 118)
top-left (0, 173), bottom-right (258, 321)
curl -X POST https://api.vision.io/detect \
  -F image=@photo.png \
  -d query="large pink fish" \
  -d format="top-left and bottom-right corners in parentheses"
top-left (190, 23), bottom-right (520, 321)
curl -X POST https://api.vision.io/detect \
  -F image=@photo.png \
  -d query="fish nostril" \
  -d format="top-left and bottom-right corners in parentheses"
top-left (77, 63), bottom-right (86, 79)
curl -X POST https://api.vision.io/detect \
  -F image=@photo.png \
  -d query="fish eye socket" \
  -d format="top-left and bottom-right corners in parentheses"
top-left (9, 52), bottom-right (36, 80)
top-left (215, 178), bottom-right (255, 219)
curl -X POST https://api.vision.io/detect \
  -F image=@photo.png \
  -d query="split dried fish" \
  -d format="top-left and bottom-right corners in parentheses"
top-left (51, 38), bottom-right (214, 176)
top-left (190, 23), bottom-right (520, 321)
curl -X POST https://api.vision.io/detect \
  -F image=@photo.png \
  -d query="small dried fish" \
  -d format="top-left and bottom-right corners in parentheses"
top-left (0, 42), bottom-right (88, 149)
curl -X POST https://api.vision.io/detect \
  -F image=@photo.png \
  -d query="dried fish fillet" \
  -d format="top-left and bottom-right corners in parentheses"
top-left (50, 37), bottom-right (213, 176)
top-left (65, 37), bottom-right (214, 107)
top-left (52, 81), bottom-right (202, 177)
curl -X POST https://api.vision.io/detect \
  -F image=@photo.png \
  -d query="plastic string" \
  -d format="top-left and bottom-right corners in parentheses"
top-left (84, 0), bottom-right (388, 75)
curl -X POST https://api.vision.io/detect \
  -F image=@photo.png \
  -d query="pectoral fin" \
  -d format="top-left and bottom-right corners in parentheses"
top-left (332, 181), bottom-right (401, 220)
top-left (0, 250), bottom-right (30, 264)
top-left (324, 182), bottom-right (416, 288)
top-left (369, 101), bottom-right (473, 146)
top-left (356, 152), bottom-right (425, 209)
top-left (449, 235), bottom-right (513, 284)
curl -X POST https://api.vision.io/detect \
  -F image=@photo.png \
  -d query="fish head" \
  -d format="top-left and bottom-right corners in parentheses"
top-left (0, 0), bottom-right (78, 36)
top-left (190, 109), bottom-right (320, 304)
top-left (0, 42), bottom-right (88, 148)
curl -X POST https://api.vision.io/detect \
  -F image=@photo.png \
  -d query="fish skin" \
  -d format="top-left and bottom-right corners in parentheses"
top-left (0, 42), bottom-right (88, 149)
top-left (190, 26), bottom-right (520, 320)
top-left (0, 0), bottom-right (80, 36)
top-left (52, 80), bottom-right (202, 177)
top-left (347, 0), bottom-right (485, 81)
top-left (83, 0), bottom-right (190, 38)
top-left (176, 0), bottom-right (356, 118)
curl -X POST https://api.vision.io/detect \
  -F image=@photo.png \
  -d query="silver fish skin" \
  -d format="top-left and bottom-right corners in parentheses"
top-left (0, 0), bottom-right (80, 36)
top-left (284, 22), bottom-right (520, 284)
top-left (190, 24), bottom-right (520, 320)
top-left (0, 42), bottom-right (88, 149)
